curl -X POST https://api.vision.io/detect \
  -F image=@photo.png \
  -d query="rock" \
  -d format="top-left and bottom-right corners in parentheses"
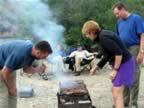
top-left (18, 86), bottom-right (34, 98)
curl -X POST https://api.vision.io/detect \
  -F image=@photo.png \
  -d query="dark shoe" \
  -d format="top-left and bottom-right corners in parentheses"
top-left (124, 103), bottom-right (129, 107)
top-left (112, 105), bottom-right (115, 108)
top-left (92, 105), bottom-right (96, 108)
top-left (74, 72), bottom-right (81, 76)
top-left (69, 66), bottom-right (74, 71)
top-left (42, 74), bottom-right (49, 80)
top-left (124, 104), bottom-right (129, 108)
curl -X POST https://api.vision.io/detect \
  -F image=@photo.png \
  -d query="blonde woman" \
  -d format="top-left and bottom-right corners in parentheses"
top-left (82, 20), bottom-right (135, 108)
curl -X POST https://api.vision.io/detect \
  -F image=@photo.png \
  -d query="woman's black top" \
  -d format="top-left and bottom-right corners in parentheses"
top-left (95, 30), bottom-right (131, 68)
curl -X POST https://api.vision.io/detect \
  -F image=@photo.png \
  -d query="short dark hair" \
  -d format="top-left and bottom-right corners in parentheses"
top-left (112, 2), bottom-right (127, 10)
top-left (35, 40), bottom-right (52, 54)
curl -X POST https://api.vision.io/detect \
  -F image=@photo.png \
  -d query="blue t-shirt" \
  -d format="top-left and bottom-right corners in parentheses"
top-left (0, 40), bottom-right (35, 70)
top-left (116, 14), bottom-right (144, 48)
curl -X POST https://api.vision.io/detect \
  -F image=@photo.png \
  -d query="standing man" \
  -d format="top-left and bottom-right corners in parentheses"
top-left (0, 40), bottom-right (52, 108)
top-left (113, 2), bottom-right (144, 108)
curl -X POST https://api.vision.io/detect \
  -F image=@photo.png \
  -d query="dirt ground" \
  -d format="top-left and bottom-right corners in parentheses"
top-left (17, 63), bottom-right (144, 108)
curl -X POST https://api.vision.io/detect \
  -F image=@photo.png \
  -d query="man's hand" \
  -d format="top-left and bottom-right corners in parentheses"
top-left (23, 64), bottom-right (46, 75)
top-left (39, 64), bottom-right (46, 75)
top-left (109, 70), bottom-right (117, 80)
top-left (136, 52), bottom-right (143, 64)
top-left (8, 87), bottom-right (16, 96)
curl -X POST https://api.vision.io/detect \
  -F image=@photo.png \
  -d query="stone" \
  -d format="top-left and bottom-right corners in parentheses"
top-left (17, 86), bottom-right (34, 98)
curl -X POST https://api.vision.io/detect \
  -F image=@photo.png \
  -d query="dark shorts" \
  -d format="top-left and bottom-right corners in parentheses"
top-left (112, 57), bottom-right (135, 87)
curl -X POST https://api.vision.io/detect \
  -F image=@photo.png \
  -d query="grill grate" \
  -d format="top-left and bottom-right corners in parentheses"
top-left (57, 80), bottom-right (93, 108)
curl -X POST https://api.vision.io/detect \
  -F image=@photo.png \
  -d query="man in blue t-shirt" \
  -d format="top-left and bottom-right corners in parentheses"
top-left (0, 40), bottom-right (52, 108)
top-left (113, 2), bottom-right (144, 108)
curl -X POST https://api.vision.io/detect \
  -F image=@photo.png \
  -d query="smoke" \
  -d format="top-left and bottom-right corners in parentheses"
top-left (52, 56), bottom-right (71, 82)
top-left (9, 0), bottom-right (64, 48)
top-left (0, 0), bottom-right (17, 37)
top-left (0, 0), bottom-right (73, 84)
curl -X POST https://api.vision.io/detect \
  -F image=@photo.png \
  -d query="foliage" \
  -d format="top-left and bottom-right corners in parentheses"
top-left (43, 0), bottom-right (144, 48)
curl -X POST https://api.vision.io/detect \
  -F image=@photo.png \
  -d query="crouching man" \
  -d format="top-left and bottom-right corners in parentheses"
top-left (0, 40), bottom-right (52, 108)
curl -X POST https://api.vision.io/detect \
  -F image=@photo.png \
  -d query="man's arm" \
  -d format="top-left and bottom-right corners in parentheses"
top-left (140, 33), bottom-right (144, 53)
top-left (1, 66), bottom-right (16, 96)
top-left (23, 64), bottom-right (46, 75)
top-left (137, 33), bottom-right (144, 64)
top-left (135, 15), bottom-right (144, 64)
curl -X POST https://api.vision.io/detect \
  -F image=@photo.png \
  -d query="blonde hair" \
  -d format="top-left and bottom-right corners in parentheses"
top-left (82, 20), bottom-right (100, 35)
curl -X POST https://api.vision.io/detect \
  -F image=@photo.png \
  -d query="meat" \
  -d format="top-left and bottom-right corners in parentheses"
top-left (59, 80), bottom-right (88, 96)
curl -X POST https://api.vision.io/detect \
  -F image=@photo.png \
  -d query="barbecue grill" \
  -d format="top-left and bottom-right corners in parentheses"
top-left (57, 80), bottom-right (95, 108)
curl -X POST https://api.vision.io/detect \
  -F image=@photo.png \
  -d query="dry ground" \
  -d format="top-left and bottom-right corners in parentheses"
top-left (17, 64), bottom-right (144, 108)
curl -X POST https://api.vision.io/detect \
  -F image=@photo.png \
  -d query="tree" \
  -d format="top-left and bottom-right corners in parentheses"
top-left (44, 0), bottom-right (144, 48)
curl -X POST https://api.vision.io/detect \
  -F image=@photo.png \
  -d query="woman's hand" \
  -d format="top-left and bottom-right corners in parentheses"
top-left (109, 70), bottom-right (117, 80)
